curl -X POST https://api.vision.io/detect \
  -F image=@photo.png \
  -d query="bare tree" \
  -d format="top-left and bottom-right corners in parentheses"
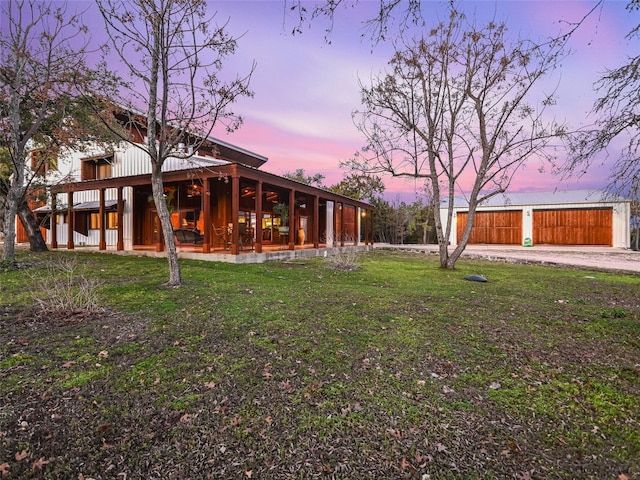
top-left (95, 0), bottom-right (253, 287)
top-left (285, 0), bottom-right (424, 44)
top-left (350, 8), bottom-right (567, 268)
top-left (564, 2), bottom-right (639, 228)
top-left (0, 0), bottom-right (94, 262)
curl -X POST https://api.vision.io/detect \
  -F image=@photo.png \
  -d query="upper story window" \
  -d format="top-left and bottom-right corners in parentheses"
top-left (82, 155), bottom-right (114, 180)
top-left (30, 149), bottom-right (58, 176)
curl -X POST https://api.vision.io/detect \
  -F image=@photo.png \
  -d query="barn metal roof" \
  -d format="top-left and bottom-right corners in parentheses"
top-left (444, 189), bottom-right (628, 208)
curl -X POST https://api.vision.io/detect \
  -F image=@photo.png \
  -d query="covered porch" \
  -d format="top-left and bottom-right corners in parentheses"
top-left (49, 163), bottom-right (374, 257)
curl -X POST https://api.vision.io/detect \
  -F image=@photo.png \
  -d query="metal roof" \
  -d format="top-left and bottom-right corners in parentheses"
top-left (444, 189), bottom-right (628, 208)
top-left (34, 200), bottom-right (119, 212)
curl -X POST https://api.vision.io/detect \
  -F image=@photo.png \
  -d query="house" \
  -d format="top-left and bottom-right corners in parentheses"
top-left (440, 190), bottom-right (630, 248)
top-left (25, 115), bottom-right (374, 261)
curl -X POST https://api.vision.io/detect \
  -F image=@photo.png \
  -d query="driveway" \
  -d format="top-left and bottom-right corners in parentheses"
top-left (375, 244), bottom-right (640, 274)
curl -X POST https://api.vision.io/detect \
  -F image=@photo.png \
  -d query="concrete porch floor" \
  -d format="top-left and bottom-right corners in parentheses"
top-left (48, 243), bottom-right (374, 264)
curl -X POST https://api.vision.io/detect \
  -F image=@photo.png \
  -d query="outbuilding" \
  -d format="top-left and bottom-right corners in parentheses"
top-left (441, 190), bottom-right (630, 248)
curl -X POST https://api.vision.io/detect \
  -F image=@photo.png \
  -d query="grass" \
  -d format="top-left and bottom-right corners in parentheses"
top-left (0, 249), bottom-right (639, 479)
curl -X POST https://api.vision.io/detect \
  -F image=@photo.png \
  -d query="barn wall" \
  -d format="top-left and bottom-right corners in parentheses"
top-left (442, 200), bottom-right (630, 248)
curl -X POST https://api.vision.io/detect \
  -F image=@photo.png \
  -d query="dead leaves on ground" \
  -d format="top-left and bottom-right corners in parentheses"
top-left (0, 452), bottom-right (51, 477)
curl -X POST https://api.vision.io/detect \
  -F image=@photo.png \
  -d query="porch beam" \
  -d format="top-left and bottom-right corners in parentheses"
top-left (99, 188), bottom-right (106, 250)
top-left (313, 195), bottom-right (319, 248)
top-left (231, 174), bottom-right (240, 254)
top-left (117, 187), bottom-right (124, 250)
top-left (202, 179), bottom-right (211, 253)
top-left (51, 195), bottom-right (58, 249)
top-left (340, 203), bottom-right (345, 247)
top-left (67, 191), bottom-right (74, 250)
top-left (288, 189), bottom-right (295, 250)
top-left (255, 181), bottom-right (263, 253)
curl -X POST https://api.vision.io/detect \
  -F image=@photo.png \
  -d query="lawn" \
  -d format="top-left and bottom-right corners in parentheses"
top-left (1, 249), bottom-right (639, 479)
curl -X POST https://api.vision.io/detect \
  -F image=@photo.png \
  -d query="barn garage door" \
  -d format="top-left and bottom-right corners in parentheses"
top-left (457, 210), bottom-right (522, 244)
top-left (533, 208), bottom-right (612, 246)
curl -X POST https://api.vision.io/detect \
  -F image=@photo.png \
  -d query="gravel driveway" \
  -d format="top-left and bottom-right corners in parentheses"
top-left (376, 244), bottom-right (640, 274)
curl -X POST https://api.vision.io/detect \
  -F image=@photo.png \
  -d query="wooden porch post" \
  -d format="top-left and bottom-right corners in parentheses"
top-left (99, 188), bottom-right (106, 250)
top-left (332, 201), bottom-right (337, 247)
top-left (363, 209), bottom-right (369, 245)
top-left (255, 181), bottom-right (263, 253)
top-left (67, 191), bottom-right (74, 250)
top-left (313, 195), bottom-right (319, 248)
top-left (288, 189), bottom-right (295, 250)
top-left (355, 207), bottom-right (360, 246)
top-left (117, 187), bottom-right (124, 251)
top-left (340, 203), bottom-right (345, 247)
top-left (369, 209), bottom-right (374, 245)
top-left (51, 195), bottom-right (58, 249)
top-left (202, 179), bottom-right (211, 253)
top-left (231, 174), bottom-right (240, 255)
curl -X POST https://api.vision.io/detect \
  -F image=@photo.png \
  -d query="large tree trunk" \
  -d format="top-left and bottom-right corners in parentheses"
top-left (150, 168), bottom-right (181, 287)
top-left (17, 202), bottom-right (48, 252)
top-left (2, 192), bottom-right (18, 262)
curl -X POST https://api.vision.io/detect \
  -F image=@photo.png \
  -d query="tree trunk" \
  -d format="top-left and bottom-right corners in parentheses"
top-left (17, 202), bottom-right (48, 252)
top-left (2, 193), bottom-right (18, 262)
top-left (150, 168), bottom-right (181, 287)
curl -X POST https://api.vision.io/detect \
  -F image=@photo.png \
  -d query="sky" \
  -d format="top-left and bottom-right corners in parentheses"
top-left (202, 0), bottom-right (639, 201)
top-left (83, 0), bottom-right (640, 201)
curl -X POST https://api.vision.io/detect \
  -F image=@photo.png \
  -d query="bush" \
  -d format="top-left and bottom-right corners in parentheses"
top-left (28, 256), bottom-right (103, 315)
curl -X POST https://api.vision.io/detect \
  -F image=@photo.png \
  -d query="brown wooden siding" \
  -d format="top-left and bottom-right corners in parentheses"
top-left (457, 210), bottom-right (522, 244)
top-left (533, 208), bottom-right (612, 246)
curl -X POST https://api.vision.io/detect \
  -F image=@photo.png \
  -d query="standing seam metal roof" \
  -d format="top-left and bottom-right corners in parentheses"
top-left (443, 190), bottom-right (628, 208)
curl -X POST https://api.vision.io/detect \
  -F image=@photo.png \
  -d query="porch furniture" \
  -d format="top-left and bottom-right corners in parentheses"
top-left (239, 224), bottom-right (254, 251)
top-left (174, 228), bottom-right (204, 244)
top-left (213, 225), bottom-right (230, 251)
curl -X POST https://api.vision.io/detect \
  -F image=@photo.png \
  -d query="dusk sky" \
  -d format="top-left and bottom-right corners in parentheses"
top-left (204, 0), bottom-right (639, 201)
top-left (91, 1), bottom-right (639, 201)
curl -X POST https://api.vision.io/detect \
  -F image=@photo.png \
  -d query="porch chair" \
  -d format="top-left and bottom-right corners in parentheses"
top-left (239, 224), bottom-right (255, 251)
top-left (212, 224), bottom-right (230, 251)
top-left (174, 228), bottom-right (204, 244)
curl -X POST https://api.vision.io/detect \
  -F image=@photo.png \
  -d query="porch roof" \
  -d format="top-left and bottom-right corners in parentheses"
top-left (52, 163), bottom-right (372, 210)
top-left (34, 200), bottom-right (119, 212)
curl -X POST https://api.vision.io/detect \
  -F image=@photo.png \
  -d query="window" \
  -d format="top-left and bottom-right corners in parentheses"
top-left (89, 212), bottom-right (118, 230)
top-left (82, 155), bottom-right (113, 180)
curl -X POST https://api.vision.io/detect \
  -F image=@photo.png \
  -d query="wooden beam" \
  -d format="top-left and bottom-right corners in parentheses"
top-left (202, 179), bottom-right (211, 253)
top-left (51, 195), bottom-right (58, 249)
top-left (99, 188), bottom-right (106, 250)
top-left (117, 187), bottom-right (124, 250)
top-left (255, 181), bottom-right (263, 253)
top-left (67, 191), bottom-right (74, 250)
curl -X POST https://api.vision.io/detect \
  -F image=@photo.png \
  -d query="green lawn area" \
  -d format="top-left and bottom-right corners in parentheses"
top-left (1, 250), bottom-right (639, 479)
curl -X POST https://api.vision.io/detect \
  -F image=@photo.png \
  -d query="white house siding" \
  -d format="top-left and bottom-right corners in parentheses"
top-left (44, 140), bottom-right (228, 249)
top-left (440, 190), bottom-right (630, 249)
top-left (50, 187), bottom-right (134, 249)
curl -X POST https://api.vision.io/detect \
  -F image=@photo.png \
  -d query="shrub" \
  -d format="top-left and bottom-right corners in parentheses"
top-left (28, 256), bottom-right (103, 315)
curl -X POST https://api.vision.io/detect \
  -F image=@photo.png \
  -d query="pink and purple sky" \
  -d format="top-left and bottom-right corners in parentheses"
top-left (80, 0), bottom-right (638, 201)
top-left (201, 0), bottom-right (638, 201)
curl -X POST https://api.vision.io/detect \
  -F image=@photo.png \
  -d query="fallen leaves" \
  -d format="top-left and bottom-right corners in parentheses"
top-left (31, 456), bottom-right (50, 470)
top-left (0, 463), bottom-right (9, 476)
top-left (14, 450), bottom-right (27, 461)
